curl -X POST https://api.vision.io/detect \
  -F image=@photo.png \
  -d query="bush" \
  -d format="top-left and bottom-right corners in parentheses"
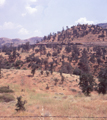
top-left (15, 96), bottom-right (26, 111)
top-left (14, 60), bottom-right (23, 67)
top-left (23, 67), bottom-right (27, 70)
top-left (98, 34), bottom-right (105, 38)
top-left (61, 62), bottom-right (73, 74)
top-left (52, 52), bottom-right (57, 56)
top-left (26, 57), bottom-right (31, 62)
top-left (0, 94), bottom-right (15, 102)
top-left (65, 46), bottom-right (71, 53)
top-left (73, 68), bottom-right (82, 75)
top-left (47, 52), bottom-right (51, 57)
top-left (16, 66), bottom-right (20, 69)
top-left (0, 86), bottom-right (14, 93)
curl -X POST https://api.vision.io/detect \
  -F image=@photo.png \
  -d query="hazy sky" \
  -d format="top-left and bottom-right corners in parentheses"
top-left (0, 0), bottom-right (107, 39)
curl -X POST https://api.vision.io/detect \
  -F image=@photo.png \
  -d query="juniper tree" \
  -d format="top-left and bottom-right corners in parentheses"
top-left (79, 72), bottom-right (95, 96)
top-left (15, 96), bottom-right (26, 111)
top-left (41, 70), bottom-right (43, 75)
top-left (0, 55), bottom-right (3, 79)
top-left (89, 54), bottom-right (96, 63)
top-left (61, 75), bottom-right (64, 84)
top-left (0, 59), bottom-right (1, 79)
top-left (50, 62), bottom-right (53, 75)
top-left (31, 64), bottom-right (39, 76)
top-left (13, 48), bottom-right (17, 59)
top-left (46, 71), bottom-right (49, 76)
top-left (98, 67), bottom-right (107, 94)
top-left (54, 78), bottom-right (58, 85)
top-left (78, 48), bottom-right (90, 73)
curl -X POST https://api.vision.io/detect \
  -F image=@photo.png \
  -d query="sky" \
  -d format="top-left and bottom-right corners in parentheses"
top-left (0, 0), bottom-right (107, 39)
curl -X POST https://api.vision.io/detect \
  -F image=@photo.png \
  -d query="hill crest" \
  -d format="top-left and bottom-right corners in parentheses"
top-left (0, 37), bottom-right (42, 47)
top-left (41, 24), bottom-right (107, 45)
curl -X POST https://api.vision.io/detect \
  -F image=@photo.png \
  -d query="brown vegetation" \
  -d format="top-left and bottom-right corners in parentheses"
top-left (0, 24), bottom-right (107, 119)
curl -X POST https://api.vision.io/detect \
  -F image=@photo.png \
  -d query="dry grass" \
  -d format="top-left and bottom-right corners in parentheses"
top-left (0, 69), bottom-right (107, 120)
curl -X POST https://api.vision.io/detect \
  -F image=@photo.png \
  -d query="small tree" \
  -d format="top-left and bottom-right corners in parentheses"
top-left (41, 70), bottom-right (43, 75)
top-left (31, 64), bottom-right (39, 76)
top-left (61, 75), bottom-right (64, 84)
top-left (46, 71), bottom-right (49, 76)
top-left (79, 72), bottom-right (95, 96)
top-left (54, 78), bottom-right (58, 86)
top-left (31, 68), bottom-right (36, 76)
top-left (0, 58), bottom-right (2, 79)
top-left (73, 68), bottom-right (82, 76)
top-left (50, 62), bottom-right (53, 75)
top-left (98, 67), bottom-right (107, 94)
top-left (78, 48), bottom-right (90, 73)
top-left (0, 55), bottom-right (3, 79)
top-left (15, 96), bottom-right (26, 111)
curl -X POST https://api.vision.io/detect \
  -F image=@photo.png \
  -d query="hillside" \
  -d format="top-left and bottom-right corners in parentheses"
top-left (1, 24), bottom-right (107, 48)
top-left (0, 24), bottom-right (107, 118)
top-left (41, 24), bottom-right (107, 46)
top-left (97, 23), bottom-right (107, 29)
top-left (0, 69), bottom-right (107, 118)
top-left (0, 37), bottom-right (42, 48)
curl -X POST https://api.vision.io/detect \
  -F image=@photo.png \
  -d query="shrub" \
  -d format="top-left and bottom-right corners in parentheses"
top-left (52, 52), bottom-right (57, 56)
top-left (73, 68), bottom-right (82, 75)
top-left (61, 62), bottom-right (73, 74)
top-left (0, 94), bottom-right (15, 102)
top-left (65, 46), bottom-right (71, 53)
top-left (47, 52), bottom-right (51, 57)
top-left (0, 86), bottom-right (14, 93)
top-left (15, 96), bottom-right (26, 111)
top-left (16, 66), bottom-right (20, 69)
top-left (23, 67), bottom-right (27, 70)
top-left (98, 34), bottom-right (105, 38)
top-left (14, 60), bottom-right (23, 67)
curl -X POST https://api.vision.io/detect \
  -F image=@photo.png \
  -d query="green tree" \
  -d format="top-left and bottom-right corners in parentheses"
top-left (15, 96), bottom-right (26, 111)
top-left (78, 48), bottom-right (90, 73)
top-left (89, 54), bottom-right (95, 63)
top-left (98, 67), bottom-right (107, 94)
top-left (79, 72), bottom-right (95, 96)
top-left (0, 55), bottom-right (3, 79)
top-left (31, 64), bottom-right (39, 76)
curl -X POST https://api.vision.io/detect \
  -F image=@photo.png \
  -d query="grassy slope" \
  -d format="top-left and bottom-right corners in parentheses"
top-left (0, 69), bottom-right (107, 120)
